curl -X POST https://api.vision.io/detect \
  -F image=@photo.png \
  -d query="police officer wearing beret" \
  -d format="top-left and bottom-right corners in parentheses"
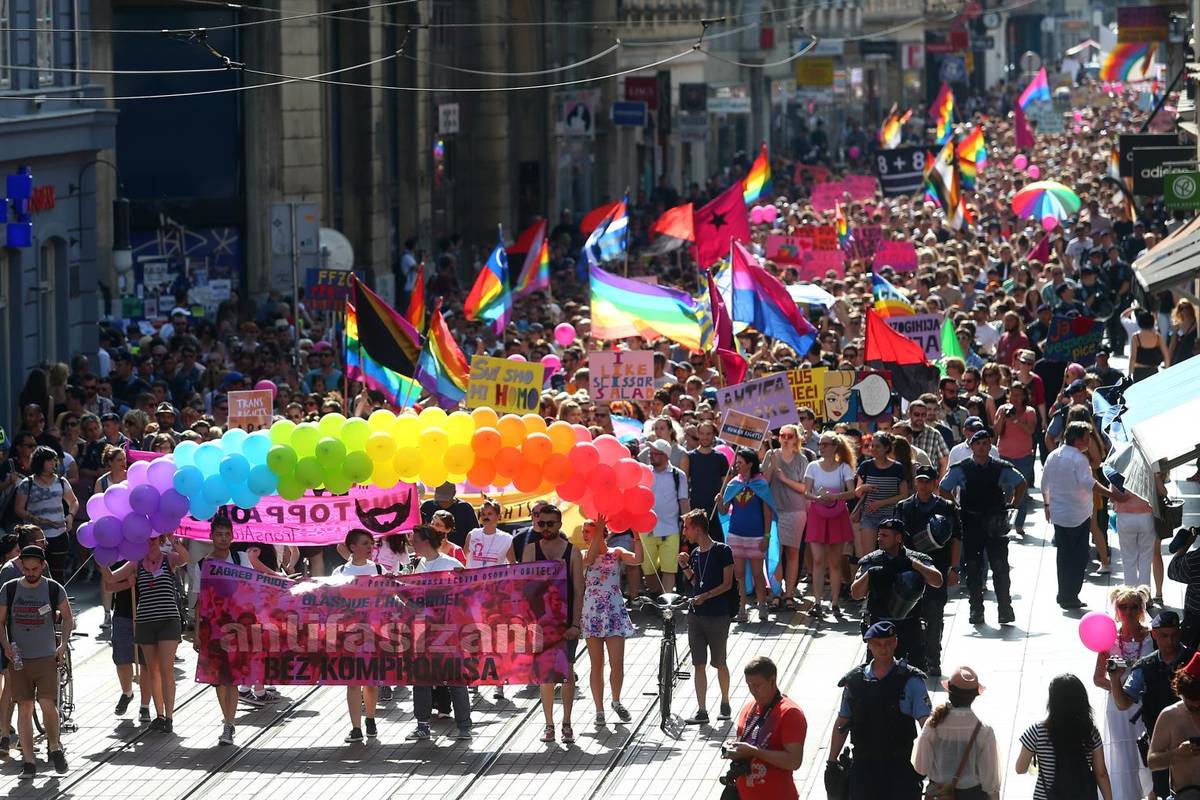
top-left (850, 518), bottom-right (943, 671)
top-left (829, 621), bottom-right (932, 800)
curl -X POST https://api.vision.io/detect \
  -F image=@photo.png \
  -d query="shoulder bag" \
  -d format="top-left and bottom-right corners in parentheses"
top-left (924, 720), bottom-right (983, 800)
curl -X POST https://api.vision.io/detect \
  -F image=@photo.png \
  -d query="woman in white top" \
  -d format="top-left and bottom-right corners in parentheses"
top-left (913, 666), bottom-right (1001, 798)
top-left (802, 434), bottom-right (857, 617)
top-left (465, 499), bottom-right (515, 569)
top-left (333, 529), bottom-right (384, 744)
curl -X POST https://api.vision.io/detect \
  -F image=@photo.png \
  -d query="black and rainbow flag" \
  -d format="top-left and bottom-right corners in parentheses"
top-left (346, 277), bottom-right (422, 408)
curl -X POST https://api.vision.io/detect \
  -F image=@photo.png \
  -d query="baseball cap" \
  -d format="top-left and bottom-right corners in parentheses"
top-left (155, 402), bottom-right (176, 416)
top-left (863, 620), bottom-right (897, 640)
top-left (434, 482), bottom-right (457, 502)
top-left (649, 440), bottom-right (672, 456)
top-left (1036, 303), bottom-right (1051, 313)
top-left (19, 545), bottom-right (45, 562)
top-left (963, 416), bottom-right (985, 432)
top-left (312, 341), bottom-right (332, 353)
top-left (221, 372), bottom-right (246, 389)
top-left (968, 429), bottom-right (993, 445)
top-left (913, 465), bottom-right (938, 481)
top-left (1152, 610), bottom-right (1181, 629)
top-left (274, 318), bottom-right (290, 330)
top-left (1066, 379), bottom-right (1088, 395)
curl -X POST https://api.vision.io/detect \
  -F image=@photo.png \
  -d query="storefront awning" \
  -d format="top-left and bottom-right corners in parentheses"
top-left (1133, 214), bottom-right (1200, 294)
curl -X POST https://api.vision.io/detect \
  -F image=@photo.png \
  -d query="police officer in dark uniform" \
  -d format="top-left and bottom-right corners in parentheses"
top-left (850, 518), bottom-right (944, 671)
top-left (828, 621), bottom-right (931, 800)
top-left (894, 465), bottom-right (962, 678)
top-left (1109, 610), bottom-right (1193, 799)
top-left (938, 429), bottom-right (1027, 626)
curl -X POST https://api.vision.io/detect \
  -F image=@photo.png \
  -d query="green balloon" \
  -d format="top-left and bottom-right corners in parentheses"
top-left (291, 423), bottom-right (321, 457)
top-left (341, 417), bottom-right (371, 451)
top-left (323, 469), bottom-right (352, 496)
top-left (266, 445), bottom-right (298, 477)
top-left (277, 476), bottom-right (305, 501)
top-left (315, 436), bottom-right (347, 467)
top-left (270, 419), bottom-right (296, 446)
top-left (342, 450), bottom-right (374, 484)
top-left (318, 412), bottom-right (348, 439)
top-left (294, 456), bottom-right (324, 489)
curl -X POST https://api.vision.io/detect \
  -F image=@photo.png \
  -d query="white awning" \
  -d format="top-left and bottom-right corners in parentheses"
top-left (1133, 215), bottom-right (1200, 294)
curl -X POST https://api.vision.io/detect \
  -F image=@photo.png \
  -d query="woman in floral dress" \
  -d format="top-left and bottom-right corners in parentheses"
top-left (581, 517), bottom-right (643, 727)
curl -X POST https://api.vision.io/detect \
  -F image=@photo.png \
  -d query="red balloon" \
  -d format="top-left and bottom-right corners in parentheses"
top-left (466, 459), bottom-right (496, 488)
top-left (614, 458), bottom-right (643, 489)
top-left (637, 464), bottom-right (654, 488)
top-left (594, 434), bottom-right (628, 465)
top-left (568, 442), bottom-right (600, 473)
top-left (556, 473), bottom-right (589, 502)
top-left (587, 463), bottom-right (616, 494)
top-left (607, 510), bottom-right (633, 532)
top-left (494, 447), bottom-right (524, 480)
top-left (631, 510), bottom-right (658, 533)
top-left (595, 489), bottom-right (624, 516)
top-left (514, 462), bottom-right (542, 493)
top-left (579, 495), bottom-right (599, 521)
top-left (624, 486), bottom-right (654, 514)
top-left (542, 453), bottom-right (572, 485)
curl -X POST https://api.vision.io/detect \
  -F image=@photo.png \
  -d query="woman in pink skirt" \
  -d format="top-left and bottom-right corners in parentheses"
top-left (803, 433), bottom-right (857, 617)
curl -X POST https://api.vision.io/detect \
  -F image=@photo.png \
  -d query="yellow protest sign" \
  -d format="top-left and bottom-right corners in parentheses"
top-left (787, 366), bottom-right (827, 419)
top-left (466, 355), bottom-right (545, 414)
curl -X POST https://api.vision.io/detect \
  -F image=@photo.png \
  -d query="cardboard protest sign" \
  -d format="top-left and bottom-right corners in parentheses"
top-left (589, 351), bottom-right (655, 402)
top-left (797, 251), bottom-right (847, 279)
top-left (810, 183), bottom-right (846, 212)
top-left (227, 390), bottom-right (274, 431)
top-left (719, 410), bottom-right (771, 448)
top-left (848, 225), bottom-right (884, 261)
top-left (467, 355), bottom-right (545, 413)
top-left (716, 372), bottom-right (799, 429)
top-left (885, 313), bottom-right (943, 360)
top-left (787, 366), bottom-right (827, 419)
top-left (1042, 315), bottom-right (1104, 366)
top-left (842, 175), bottom-right (879, 199)
top-left (872, 241), bottom-right (919, 273)
top-left (788, 367), bottom-right (893, 423)
top-left (765, 235), bottom-right (845, 278)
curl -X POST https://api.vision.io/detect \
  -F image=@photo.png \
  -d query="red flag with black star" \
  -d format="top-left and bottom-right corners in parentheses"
top-left (693, 183), bottom-right (751, 269)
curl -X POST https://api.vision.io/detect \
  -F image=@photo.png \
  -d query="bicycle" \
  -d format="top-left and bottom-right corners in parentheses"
top-left (632, 592), bottom-right (691, 728)
top-left (32, 619), bottom-right (76, 735)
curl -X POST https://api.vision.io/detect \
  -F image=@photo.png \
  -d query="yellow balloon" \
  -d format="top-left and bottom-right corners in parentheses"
top-left (393, 447), bottom-right (422, 479)
top-left (471, 407), bottom-right (499, 430)
top-left (547, 421), bottom-right (576, 454)
top-left (522, 414), bottom-right (548, 436)
top-left (446, 472), bottom-right (467, 485)
top-left (445, 411), bottom-right (476, 445)
top-left (419, 406), bottom-right (448, 430)
top-left (395, 415), bottom-right (421, 448)
top-left (372, 467), bottom-right (400, 490)
top-left (420, 427), bottom-right (449, 452)
top-left (368, 409), bottom-right (397, 436)
top-left (443, 443), bottom-right (474, 474)
top-left (420, 464), bottom-right (448, 488)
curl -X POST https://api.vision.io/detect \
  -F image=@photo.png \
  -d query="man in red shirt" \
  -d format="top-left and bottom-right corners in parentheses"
top-left (726, 656), bottom-right (807, 799)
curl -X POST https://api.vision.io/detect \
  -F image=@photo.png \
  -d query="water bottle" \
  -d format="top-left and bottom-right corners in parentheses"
top-left (10, 643), bottom-right (23, 671)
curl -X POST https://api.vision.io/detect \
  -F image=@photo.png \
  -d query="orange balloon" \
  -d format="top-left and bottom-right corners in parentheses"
top-left (494, 446), bottom-right (524, 479)
top-left (542, 453), bottom-right (572, 484)
top-left (472, 427), bottom-right (502, 459)
top-left (547, 421), bottom-right (577, 454)
top-left (522, 413), bottom-right (548, 436)
top-left (523, 432), bottom-right (554, 465)
top-left (471, 407), bottom-right (499, 430)
top-left (497, 415), bottom-right (527, 448)
top-left (466, 459), bottom-right (496, 488)
top-left (537, 479), bottom-right (556, 495)
top-left (513, 462), bottom-right (542, 493)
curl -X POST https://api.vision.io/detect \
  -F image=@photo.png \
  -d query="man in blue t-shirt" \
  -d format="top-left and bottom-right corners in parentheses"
top-left (677, 509), bottom-right (734, 726)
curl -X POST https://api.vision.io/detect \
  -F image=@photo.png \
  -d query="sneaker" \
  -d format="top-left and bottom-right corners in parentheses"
top-left (493, 686), bottom-right (505, 702)
top-left (378, 686), bottom-right (394, 702)
top-left (561, 723), bottom-right (575, 744)
top-left (455, 727), bottom-right (473, 741)
top-left (20, 762), bottom-right (35, 780)
top-left (1097, 563), bottom-right (1112, 575)
top-left (405, 725), bottom-right (431, 741)
top-left (256, 689), bottom-right (282, 704)
top-left (718, 702), bottom-right (732, 721)
top-left (594, 711), bottom-right (606, 726)
top-left (115, 693), bottom-right (133, 716)
top-left (968, 608), bottom-right (984, 625)
top-left (100, 611), bottom-right (112, 629)
top-left (345, 727), bottom-right (364, 743)
top-left (364, 718), bottom-right (377, 738)
top-left (540, 724), bottom-right (555, 743)
top-left (611, 701), bottom-right (631, 723)
top-left (163, 717), bottom-right (173, 734)
top-left (150, 716), bottom-right (166, 732)
top-left (139, 706), bottom-right (152, 723)
top-left (758, 602), bottom-right (770, 622)
top-left (239, 689), bottom-right (265, 707)
top-left (685, 710), bottom-right (710, 725)
top-left (219, 723), bottom-right (235, 746)
top-left (49, 748), bottom-right (68, 774)
top-left (998, 606), bottom-right (1016, 625)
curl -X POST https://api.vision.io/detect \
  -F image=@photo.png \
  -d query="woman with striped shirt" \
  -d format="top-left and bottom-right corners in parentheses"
top-left (1015, 673), bottom-right (1113, 799)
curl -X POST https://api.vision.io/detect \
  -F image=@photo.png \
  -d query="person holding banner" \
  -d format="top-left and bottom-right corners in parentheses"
top-left (333, 529), bottom-right (386, 743)
top-left (580, 516), bottom-right (641, 727)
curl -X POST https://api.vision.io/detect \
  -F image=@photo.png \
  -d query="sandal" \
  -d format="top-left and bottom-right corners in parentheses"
top-left (561, 723), bottom-right (575, 744)
top-left (782, 599), bottom-right (796, 612)
top-left (540, 724), bottom-right (555, 743)
top-left (770, 597), bottom-right (784, 611)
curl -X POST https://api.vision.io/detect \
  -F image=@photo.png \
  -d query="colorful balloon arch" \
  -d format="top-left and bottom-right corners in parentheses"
top-left (80, 407), bottom-right (658, 566)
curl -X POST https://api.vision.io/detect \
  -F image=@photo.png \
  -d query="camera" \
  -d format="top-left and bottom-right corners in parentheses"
top-left (1106, 657), bottom-right (1127, 673)
top-left (719, 744), bottom-right (752, 786)
top-left (1005, 406), bottom-right (1016, 418)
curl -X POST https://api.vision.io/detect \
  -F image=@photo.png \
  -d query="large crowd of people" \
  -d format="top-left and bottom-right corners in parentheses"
top-left (1, 72), bottom-right (1199, 798)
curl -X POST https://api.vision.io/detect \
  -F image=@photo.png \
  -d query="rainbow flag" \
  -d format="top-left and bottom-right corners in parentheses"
top-left (742, 142), bottom-right (772, 205)
top-left (730, 242), bottom-right (817, 356)
top-left (1018, 67), bottom-right (1051, 110)
top-left (415, 300), bottom-right (470, 408)
top-left (931, 83), bottom-right (954, 145)
top-left (513, 220), bottom-right (550, 298)
top-left (589, 263), bottom-right (703, 350)
top-left (872, 273), bottom-right (915, 317)
top-left (878, 106), bottom-right (911, 149)
top-left (956, 128), bottom-right (987, 190)
top-left (347, 276), bottom-right (424, 408)
top-left (1101, 43), bottom-right (1156, 83)
top-left (405, 262), bottom-right (426, 331)
top-left (464, 227), bottom-right (512, 334)
top-left (346, 302), bottom-right (422, 408)
top-left (835, 202), bottom-right (852, 250)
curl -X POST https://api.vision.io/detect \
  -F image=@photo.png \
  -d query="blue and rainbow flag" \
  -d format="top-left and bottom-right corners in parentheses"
top-left (415, 300), bottom-right (470, 408)
top-left (464, 227), bottom-right (512, 334)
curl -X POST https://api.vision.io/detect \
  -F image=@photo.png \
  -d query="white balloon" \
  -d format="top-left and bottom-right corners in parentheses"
top-left (852, 373), bottom-right (892, 417)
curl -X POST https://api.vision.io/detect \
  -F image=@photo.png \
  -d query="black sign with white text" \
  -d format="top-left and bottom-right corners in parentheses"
top-left (874, 147), bottom-right (926, 197)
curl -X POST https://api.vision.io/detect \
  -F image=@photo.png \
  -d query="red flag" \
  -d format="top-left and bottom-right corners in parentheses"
top-left (694, 184), bottom-right (751, 269)
top-left (581, 201), bottom-right (622, 235)
top-left (864, 307), bottom-right (928, 365)
top-left (1013, 103), bottom-right (1035, 150)
top-left (706, 271), bottom-right (748, 385)
top-left (508, 219), bottom-right (544, 255)
top-left (1028, 233), bottom-right (1051, 263)
top-left (651, 203), bottom-right (695, 242)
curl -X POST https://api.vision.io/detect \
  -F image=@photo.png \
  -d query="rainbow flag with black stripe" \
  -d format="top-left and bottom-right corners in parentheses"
top-left (347, 276), bottom-right (423, 408)
top-left (742, 142), bottom-right (772, 205)
top-left (513, 220), bottom-right (551, 299)
top-left (956, 128), bottom-right (987, 190)
top-left (931, 83), bottom-right (954, 145)
top-left (415, 300), bottom-right (470, 408)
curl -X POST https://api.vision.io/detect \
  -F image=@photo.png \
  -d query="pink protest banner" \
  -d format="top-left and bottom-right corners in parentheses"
top-left (195, 560), bottom-right (570, 686)
top-left (842, 175), bottom-right (879, 200)
top-left (128, 449), bottom-right (158, 464)
top-left (809, 183), bottom-right (846, 212)
top-left (175, 483), bottom-right (421, 544)
top-left (848, 225), bottom-right (884, 261)
top-left (872, 241), bottom-right (919, 273)
top-left (796, 250), bottom-right (846, 280)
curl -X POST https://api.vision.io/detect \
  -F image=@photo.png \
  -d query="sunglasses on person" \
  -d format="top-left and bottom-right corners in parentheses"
top-left (535, 520), bottom-right (559, 527)
top-left (779, 433), bottom-right (796, 440)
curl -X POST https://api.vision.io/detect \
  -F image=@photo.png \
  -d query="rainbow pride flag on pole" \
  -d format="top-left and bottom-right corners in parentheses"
top-left (835, 202), bottom-right (852, 251)
top-left (872, 273), bottom-right (915, 317)
top-left (1018, 67), bottom-right (1051, 110)
top-left (878, 106), bottom-right (911, 149)
top-left (464, 226), bottom-right (512, 334)
top-left (956, 128), bottom-right (987, 190)
top-left (1101, 43), bottom-right (1157, 83)
top-left (346, 302), bottom-right (422, 408)
top-left (589, 263), bottom-right (703, 350)
top-left (405, 263), bottom-right (426, 331)
top-left (742, 143), bottom-right (772, 204)
top-left (347, 276), bottom-right (424, 408)
top-left (931, 83), bottom-right (954, 145)
top-left (415, 300), bottom-right (470, 408)
top-left (513, 220), bottom-right (550, 299)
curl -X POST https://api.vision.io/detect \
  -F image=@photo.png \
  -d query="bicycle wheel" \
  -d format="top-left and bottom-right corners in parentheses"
top-left (58, 648), bottom-right (74, 726)
top-left (658, 634), bottom-right (676, 724)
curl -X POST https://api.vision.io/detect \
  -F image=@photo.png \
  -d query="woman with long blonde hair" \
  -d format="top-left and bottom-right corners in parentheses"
top-left (802, 433), bottom-right (857, 617)
top-left (1092, 586), bottom-right (1152, 799)
top-left (1170, 297), bottom-right (1197, 364)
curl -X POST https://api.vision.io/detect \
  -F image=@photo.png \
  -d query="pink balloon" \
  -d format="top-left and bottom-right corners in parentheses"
top-left (507, 354), bottom-right (527, 362)
top-left (572, 424), bottom-right (593, 444)
top-left (554, 322), bottom-right (576, 347)
top-left (540, 354), bottom-right (562, 374)
top-left (1013, 154), bottom-right (1028, 171)
top-left (1026, 165), bottom-right (1041, 179)
top-left (715, 444), bottom-right (735, 467)
top-left (593, 434), bottom-right (628, 466)
top-left (848, 145), bottom-right (861, 159)
top-left (749, 206), bottom-right (766, 225)
top-left (1078, 611), bottom-right (1118, 653)
top-left (1042, 215), bottom-right (1059, 231)
top-left (255, 379), bottom-right (278, 399)
top-left (762, 205), bottom-right (779, 223)
top-left (1073, 110), bottom-right (1083, 122)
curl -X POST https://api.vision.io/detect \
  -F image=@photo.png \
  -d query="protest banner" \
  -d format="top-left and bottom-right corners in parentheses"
top-left (842, 175), bottom-right (879, 199)
top-left (195, 560), bottom-right (570, 687)
top-left (719, 410), bottom-right (771, 448)
top-left (885, 313), bottom-right (943, 360)
top-left (765, 236), bottom-right (845, 278)
top-left (304, 269), bottom-right (365, 312)
top-left (589, 351), bottom-right (655, 402)
top-left (467, 355), bottom-right (545, 414)
top-left (872, 240), bottom-right (919, 273)
top-left (716, 372), bottom-right (799, 429)
top-left (787, 366), bottom-right (827, 419)
top-left (810, 183), bottom-right (846, 212)
top-left (175, 482), bottom-right (421, 544)
top-left (848, 224), bottom-right (884, 261)
top-left (1042, 315), bottom-right (1105, 366)
top-left (793, 163), bottom-right (832, 184)
top-left (227, 390), bottom-right (274, 431)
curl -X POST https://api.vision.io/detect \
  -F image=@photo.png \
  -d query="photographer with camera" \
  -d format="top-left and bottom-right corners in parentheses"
top-left (829, 621), bottom-right (931, 800)
top-left (1109, 610), bottom-right (1193, 800)
top-left (720, 656), bottom-right (806, 800)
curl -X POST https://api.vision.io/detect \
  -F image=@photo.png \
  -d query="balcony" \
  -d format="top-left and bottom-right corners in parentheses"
top-left (862, 0), bottom-right (924, 23)
top-left (618, 0), bottom-right (706, 41)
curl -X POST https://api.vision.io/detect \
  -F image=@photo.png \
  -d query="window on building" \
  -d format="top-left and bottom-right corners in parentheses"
top-left (37, 0), bottom-right (54, 86)
top-left (0, 0), bottom-right (10, 88)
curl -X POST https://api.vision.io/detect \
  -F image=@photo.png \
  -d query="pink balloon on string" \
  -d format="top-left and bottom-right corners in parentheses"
top-left (554, 323), bottom-right (576, 347)
top-left (507, 354), bottom-right (527, 362)
top-left (749, 206), bottom-right (766, 225)
top-left (1013, 155), bottom-right (1028, 171)
top-left (762, 205), bottom-right (779, 223)
top-left (1042, 215), bottom-right (1059, 231)
top-left (540, 354), bottom-right (561, 374)
top-left (1026, 165), bottom-right (1041, 179)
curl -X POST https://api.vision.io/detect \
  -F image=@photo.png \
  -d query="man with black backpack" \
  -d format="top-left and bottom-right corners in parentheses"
top-left (677, 509), bottom-right (734, 726)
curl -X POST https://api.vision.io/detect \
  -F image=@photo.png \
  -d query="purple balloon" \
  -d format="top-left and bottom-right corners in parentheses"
top-left (159, 489), bottom-right (190, 519)
top-left (94, 516), bottom-right (124, 549)
top-left (94, 546), bottom-right (122, 567)
top-left (76, 521), bottom-right (97, 549)
top-left (129, 484), bottom-right (161, 517)
top-left (127, 460), bottom-right (151, 486)
top-left (122, 514), bottom-right (152, 543)
top-left (118, 539), bottom-right (149, 563)
top-left (86, 493), bottom-right (109, 521)
top-left (104, 484), bottom-right (132, 518)
top-left (147, 459), bottom-right (177, 493)
top-left (150, 510), bottom-right (182, 534)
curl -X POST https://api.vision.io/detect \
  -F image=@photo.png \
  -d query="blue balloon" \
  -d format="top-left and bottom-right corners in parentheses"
top-left (189, 500), bottom-right (218, 521)
top-left (173, 440), bottom-right (199, 469)
top-left (219, 454), bottom-right (250, 485)
top-left (221, 427), bottom-right (249, 456)
top-left (172, 466), bottom-right (204, 497)
top-left (247, 464), bottom-right (278, 497)
top-left (195, 444), bottom-right (224, 476)
top-left (202, 474), bottom-right (231, 506)
top-left (243, 431), bottom-right (273, 466)
top-left (231, 486), bottom-right (260, 510)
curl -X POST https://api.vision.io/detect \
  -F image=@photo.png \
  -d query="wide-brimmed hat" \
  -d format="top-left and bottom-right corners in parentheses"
top-left (942, 666), bottom-right (984, 694)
